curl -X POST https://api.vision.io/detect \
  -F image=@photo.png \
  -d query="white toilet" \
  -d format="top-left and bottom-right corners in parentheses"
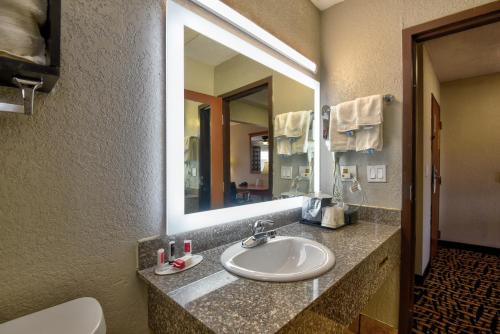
top-left (0, 297), bottom-right (106, 334)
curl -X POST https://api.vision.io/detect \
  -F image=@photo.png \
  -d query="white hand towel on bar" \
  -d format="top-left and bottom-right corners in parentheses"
top-left (335, 100), bottom-right (358, 132)
top-left (285, 110), bottom-right (311, 138)
top-left (276, 138), bottom-right (292, 155)
top-left (329, 106), bottom-right (355, 152)
top-left (355, 124), bottom-right (383, 152)
top-left (274, 113), bottom-right (288, 138)
top-left (274, 110), bottom-right (311, 155)
top-left (290, 112), bottom-right (312, 154)
top-left (355, 94), bottom-right (383, 126)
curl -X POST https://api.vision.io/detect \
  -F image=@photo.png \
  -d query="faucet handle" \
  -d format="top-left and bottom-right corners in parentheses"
top-left (252, 219), bottom-right (274, 234)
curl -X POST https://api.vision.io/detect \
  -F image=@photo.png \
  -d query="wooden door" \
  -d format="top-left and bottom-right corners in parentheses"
top-left (184, 90), bottom-right (224, 210)
top-left (198, 106), bottom-right (211, 211)
top-left (430, 94), bottom-right (442, 258)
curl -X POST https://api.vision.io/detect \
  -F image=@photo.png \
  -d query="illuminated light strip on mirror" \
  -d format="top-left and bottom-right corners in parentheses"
top-left (190, 0), bottom-right (318, 74)
top-left (167, 1), bottom-right (320, 235)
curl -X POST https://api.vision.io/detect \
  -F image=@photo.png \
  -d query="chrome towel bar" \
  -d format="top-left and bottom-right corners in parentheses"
top-left (322, 94), bottom-right (395, 114)
top-left (0, 77), bottom-right (43, 115)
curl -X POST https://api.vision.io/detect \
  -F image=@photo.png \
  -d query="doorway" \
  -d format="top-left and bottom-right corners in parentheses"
top-left (221, 77), bottom-right (273, 206)
top-left (400, 2), bottom-right (500, 333)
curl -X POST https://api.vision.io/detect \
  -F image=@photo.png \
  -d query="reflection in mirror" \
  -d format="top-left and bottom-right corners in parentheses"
top-left (228, 86), bottom-right (271, 205)
top-left (184, 27), bottom-right (315, 214)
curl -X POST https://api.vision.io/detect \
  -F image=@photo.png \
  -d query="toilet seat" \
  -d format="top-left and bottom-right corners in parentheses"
top-left (0, 297), bottom-right (106, 334)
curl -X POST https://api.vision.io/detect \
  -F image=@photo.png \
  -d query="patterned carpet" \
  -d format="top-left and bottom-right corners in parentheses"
top-left (412, 247), bottom-right (499, 333)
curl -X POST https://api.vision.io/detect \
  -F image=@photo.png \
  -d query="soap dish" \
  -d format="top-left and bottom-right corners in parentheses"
top-left (154, 255), bottom-right (203, 275)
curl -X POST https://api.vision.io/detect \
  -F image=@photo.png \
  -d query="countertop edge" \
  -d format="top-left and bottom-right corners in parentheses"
top-left (138, 221), bottom-right (401, 334)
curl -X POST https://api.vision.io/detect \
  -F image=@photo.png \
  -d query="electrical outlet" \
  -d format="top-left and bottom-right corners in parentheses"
top-left (340, 165), bottom-right (357, 181)
top-left (299, 166), bottom-right (311, 177)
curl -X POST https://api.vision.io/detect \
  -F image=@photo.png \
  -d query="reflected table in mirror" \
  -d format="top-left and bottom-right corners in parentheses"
top-left (235, 184), bottom-right (271, 203)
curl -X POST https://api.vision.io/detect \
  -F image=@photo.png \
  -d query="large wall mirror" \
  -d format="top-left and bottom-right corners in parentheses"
top-left (167, 1), bottom-right (320, 234)
top-left (184, 26), bottom-right (316, 214)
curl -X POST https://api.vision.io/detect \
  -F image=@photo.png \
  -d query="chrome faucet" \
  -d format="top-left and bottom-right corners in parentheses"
top-left (241, 219), bottom-right (276, 248)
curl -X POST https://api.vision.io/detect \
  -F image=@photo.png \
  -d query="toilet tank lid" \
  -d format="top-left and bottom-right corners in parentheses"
top-left (0, 297), bottom-right (105, 334)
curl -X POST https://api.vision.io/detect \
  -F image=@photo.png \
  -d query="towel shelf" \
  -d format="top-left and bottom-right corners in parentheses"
top-left (0, 0), bottom-right (60, 115)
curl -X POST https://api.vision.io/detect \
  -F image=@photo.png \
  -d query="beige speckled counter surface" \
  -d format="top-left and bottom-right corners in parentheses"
top-left (138, 221), bottom-right (400, 334)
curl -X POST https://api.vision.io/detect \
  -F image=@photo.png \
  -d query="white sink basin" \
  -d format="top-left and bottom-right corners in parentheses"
top-left (220, 236), bottom-right (335, 282)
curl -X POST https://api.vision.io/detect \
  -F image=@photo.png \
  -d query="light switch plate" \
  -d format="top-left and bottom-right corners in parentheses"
top-left (281, 166), bottom-right (293, 179)
top-left (367, 165), bottom-right (386, 183)
top-left (340, 165), bottom-right (357, 181)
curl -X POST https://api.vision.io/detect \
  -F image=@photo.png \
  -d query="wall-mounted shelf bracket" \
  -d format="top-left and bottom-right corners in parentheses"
top-left (0, 77), bottom-right (43, 115)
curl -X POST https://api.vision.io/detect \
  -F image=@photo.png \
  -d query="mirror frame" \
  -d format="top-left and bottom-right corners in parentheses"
top-left (166, 0), bottom-right (320, 235)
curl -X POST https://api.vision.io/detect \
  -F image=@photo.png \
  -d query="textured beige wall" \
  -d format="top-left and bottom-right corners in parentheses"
top-left (440, 73), bottom-right (500, 248)
top-left (415, 45), bottom-right (441, 275)
top-left (0, 1), bottom-right (164, 333)
top-left (221, 0), bottom-right (321, 70)
top-left (0, 0), bottom-right (320, 333)
top-left (320, 0), bottom-right (496, 209)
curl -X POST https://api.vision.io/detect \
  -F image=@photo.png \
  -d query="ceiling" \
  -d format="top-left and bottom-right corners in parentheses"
top-left (184, 28), bottom-right (238, 66)
top-left (425, 22), bottom-right (500, 83)
top-left (310, 0), bottom-right (344, 11)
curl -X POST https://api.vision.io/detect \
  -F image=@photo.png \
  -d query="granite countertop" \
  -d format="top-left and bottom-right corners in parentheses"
top-left (138, 221), bottom-right (400, 333)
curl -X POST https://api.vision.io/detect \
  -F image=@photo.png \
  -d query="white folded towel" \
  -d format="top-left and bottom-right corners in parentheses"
top-left (274, 110), bottom-right (311, 155)
top-left (274, 113), bottom-right (288, 138)
top-left (329, 106), bottom-right (356, 152)
top-left (184, 136), bottom-right (199, 161)
top-left (290, 113), bottom-right (312, 154)
top-left (355, 94), bottom-right (383, 126)
top-left (0, 0), bottom-right (48, 65)
top-left (335, 100), bottom-right (358, 132)
top-left (356, 124), bottom-right (383, 152)
top-left (285, 110), bottom-right (311, 138)
top-left (276, 138), bottom-right (292, 155)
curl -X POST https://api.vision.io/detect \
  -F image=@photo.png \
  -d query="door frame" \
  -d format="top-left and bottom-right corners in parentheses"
top-left (400, 2), bottom-right (500, 332)
top-left (220, 77), bottom-right (273, 205)
top-left (185, 89), bottom-right (224, 209)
